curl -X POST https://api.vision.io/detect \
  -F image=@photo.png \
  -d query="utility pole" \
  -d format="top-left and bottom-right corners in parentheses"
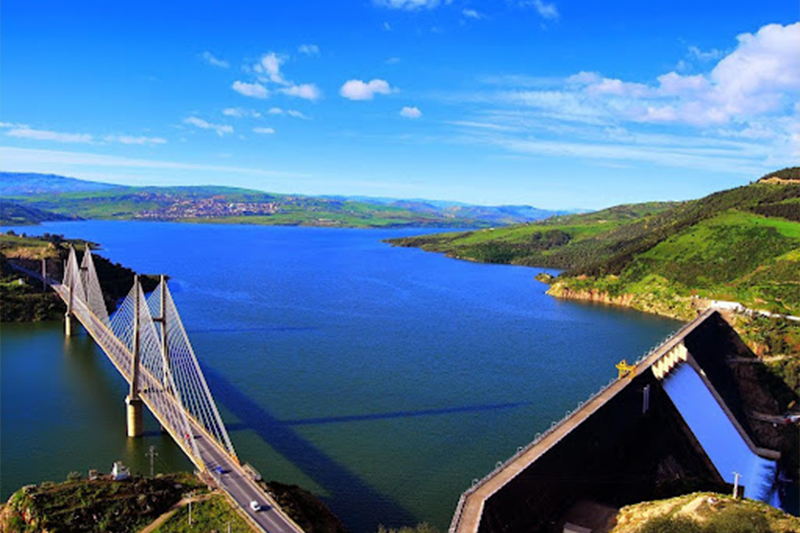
top-left (146, 445), bottom-right (158, 477)
top-left (732, 472), bottom-right (741, 498)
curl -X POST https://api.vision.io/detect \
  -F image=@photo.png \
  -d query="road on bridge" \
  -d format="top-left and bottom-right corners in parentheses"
top-left (52, 281), bottom-right (303, 533)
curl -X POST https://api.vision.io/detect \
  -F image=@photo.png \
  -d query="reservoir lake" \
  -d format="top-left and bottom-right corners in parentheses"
top-left (0, 221), bottom-right (681, 532)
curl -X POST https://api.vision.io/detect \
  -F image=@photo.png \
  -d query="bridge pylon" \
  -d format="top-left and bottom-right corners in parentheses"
top-left (126, 275), bottom-right (144, 438)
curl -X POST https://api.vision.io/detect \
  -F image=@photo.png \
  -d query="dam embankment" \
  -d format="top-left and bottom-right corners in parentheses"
top-left (454, 310), bottom-right (795, 533)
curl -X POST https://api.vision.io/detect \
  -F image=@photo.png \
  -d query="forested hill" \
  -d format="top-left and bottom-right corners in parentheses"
top-left (0, 172), bottom-right (561, 228)
top-left (388, 167), bottom-right (800, 316)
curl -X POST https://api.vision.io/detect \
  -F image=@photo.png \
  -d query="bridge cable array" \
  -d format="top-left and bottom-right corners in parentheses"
top-left (66, 247), bottom-right (236, 467)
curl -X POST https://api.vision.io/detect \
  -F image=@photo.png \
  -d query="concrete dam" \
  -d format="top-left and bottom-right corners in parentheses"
top-left (450, 310), bottom-right (795, 533)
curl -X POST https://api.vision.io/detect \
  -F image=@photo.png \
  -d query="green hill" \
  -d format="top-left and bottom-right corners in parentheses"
top-left (388, 168), bottom-right (800, 317)
top-left (0, 200), bottom-right (76, 225)
top-left (0, 172), bottom-right (561, 229)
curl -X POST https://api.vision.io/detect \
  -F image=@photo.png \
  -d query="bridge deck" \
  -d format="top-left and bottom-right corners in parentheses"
top-left (52, 282), bottom-right (304, 533)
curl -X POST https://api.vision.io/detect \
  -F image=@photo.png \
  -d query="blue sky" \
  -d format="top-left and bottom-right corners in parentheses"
top-left (2, 0), bottom-right (798, 209)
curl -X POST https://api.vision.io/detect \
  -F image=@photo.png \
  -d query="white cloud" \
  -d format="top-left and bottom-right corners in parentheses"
top-left (267, 108), bottom-right (310, 119)
top-left (183, 117), bottom-right (234, 136)
top-left (280, 84), bottom-right (322, 101)
top-left (385, 57), bottom-right (401, 65)
top-left (438, 23), bottom-right (799, 176)
top-left (298, 44), bottom-right (320, 56)
top-left (0, 146), bottom-right (309, 180)
top-left (200, 51), bottom-right (230, 68)
top-left (106, 135), bottom-right (167, 145)
top-left (340, 79), bottom-right (395, 100)
top-left (521, 0), bottom-right (559, 21)
top-left (373, 0), bottom-right (440, 9)
top-left (688, 46), bottom-right (723, 62)
top-left (462, 8), bottom-right (482, 19)
top-left (7, 127), bottom-right (94, 143)
top-left (232, 80), bottom-right (269, 99)
top-left (223, 107), bottom-right (262, 118)
top-left (400, 106), bottom-right (422, 119)
top-left (253, 127), bottom-right (276, 134)
top-left (254, 52), bottom-right (287, 85)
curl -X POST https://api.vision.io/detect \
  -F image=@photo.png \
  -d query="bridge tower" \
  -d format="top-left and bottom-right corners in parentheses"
top-left (126, 275), bottom-right (144, 438)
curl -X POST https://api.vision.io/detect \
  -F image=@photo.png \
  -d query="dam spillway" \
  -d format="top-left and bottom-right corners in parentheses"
top-left (450, 310), bottom-right (793, 533)
top-left (662, 362), bottom-right (778, 504)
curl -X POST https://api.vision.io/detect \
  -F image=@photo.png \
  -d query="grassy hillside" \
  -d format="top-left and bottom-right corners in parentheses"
top-left (0, 473), bottom-right (204, 533)
top-left (0, 200), bottom-right (76, 225)
top-left (389, 169), bottom-right (800, 317)
top-left (609, 492), bottom-right (800, 533)
top-left (1, 172), bottom-right (560, 228)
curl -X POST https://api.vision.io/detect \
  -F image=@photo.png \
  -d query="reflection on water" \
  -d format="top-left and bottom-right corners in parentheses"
top-left (1, 221), bottom-right (682, 532)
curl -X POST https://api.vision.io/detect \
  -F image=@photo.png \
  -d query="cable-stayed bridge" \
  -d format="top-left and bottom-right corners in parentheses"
top-left (51, 247), bottom-right (303, 533)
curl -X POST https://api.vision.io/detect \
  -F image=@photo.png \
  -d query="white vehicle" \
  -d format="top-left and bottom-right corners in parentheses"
top-left (250, 500), bottom-right (261, 512)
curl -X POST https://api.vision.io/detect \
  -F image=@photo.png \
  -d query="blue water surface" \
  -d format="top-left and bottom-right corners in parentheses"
top-left (1, 221), bottom-right (681, 532)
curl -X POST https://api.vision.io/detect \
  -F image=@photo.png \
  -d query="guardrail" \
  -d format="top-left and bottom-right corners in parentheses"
top-left (448, 309), bottom-right (716, 533)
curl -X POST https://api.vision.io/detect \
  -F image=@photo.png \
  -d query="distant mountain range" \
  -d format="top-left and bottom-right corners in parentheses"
top-left (0, 172), bottom-right (566, 228)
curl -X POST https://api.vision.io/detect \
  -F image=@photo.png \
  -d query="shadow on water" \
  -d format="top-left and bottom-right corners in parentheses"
top-left (202, 366), bottom-right (418, 533)
top-left (278, 401), bottom-right (531, 427)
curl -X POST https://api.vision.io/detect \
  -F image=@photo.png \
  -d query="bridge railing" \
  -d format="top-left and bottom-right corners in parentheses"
top-left (448, 308), bottom-right (716, 533)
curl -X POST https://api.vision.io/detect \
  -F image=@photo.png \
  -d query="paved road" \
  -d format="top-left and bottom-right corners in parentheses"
top-left (52, 282), bottom-right (304, 533)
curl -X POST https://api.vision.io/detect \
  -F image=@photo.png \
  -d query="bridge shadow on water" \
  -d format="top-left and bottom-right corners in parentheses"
top-left (202, 366), bottom-right (418, 533)
top-left (203, 366), bottom-right (532, 533)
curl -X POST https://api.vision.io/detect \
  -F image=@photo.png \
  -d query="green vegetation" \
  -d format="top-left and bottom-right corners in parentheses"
top-left (0, 231), bottom-right (158, 322)
top-left (609, 492), bottom-right (800, 533)
top-left (0, 200), bottom-right (75, 225)
top-left (376, 523), bottom-right (441, 533)
top-left (260, 481), bottom-right (348, 533)
top-left (150, 494), bottom-right (254, 533)
top-left (1, 172), bottom-right (560, 228)
top-left (389, 169), bottom-right (800, 318)
top-left (0, 473), bottom-right (204, 533)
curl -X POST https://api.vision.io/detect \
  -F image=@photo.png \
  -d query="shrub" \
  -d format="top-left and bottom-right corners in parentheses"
top-left (638, 515), bottom-right (702, 533)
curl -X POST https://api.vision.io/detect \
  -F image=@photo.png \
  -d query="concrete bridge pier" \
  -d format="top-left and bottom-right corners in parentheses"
top-left (65, 313), bottom-right (73, 337)
top-left (126, 395), bottom-right (144, 438)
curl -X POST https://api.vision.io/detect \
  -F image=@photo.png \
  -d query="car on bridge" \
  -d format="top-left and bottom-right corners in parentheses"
top-left (250, 500), bottom-right (262, 512)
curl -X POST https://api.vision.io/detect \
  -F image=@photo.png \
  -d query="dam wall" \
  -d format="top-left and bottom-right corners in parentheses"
top-left (452, 310), bottom-right (784, 533)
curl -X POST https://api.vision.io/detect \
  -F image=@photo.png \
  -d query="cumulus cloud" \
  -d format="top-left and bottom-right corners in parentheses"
top-left (6, 127), bottom-right (93, 143)
top-left (462, 8), bottom-right (482, 19)
top-left (400, 106), bottom-right (422, 119)
top-left (267, 108), bottom-right (310, 119)
top-left (232, 81), bottom-right (269, 99)
top-left (445, 23), bottom-right (800, 175)
top-left (200, 51), bottom-right (229, 68)
top-left (223, 107), bottom-right (262, 118)
top-left (184, 117), bottom-right (234, 136)
top-left (373, 0), bottom-right (440, 9)
top-left (340, 79), bottom-right (395, 100)
top-left (298, 44), bottom-right (320, 56)
top-left (280, 83), bottom-right (322, 101)
top-left (522, 0), bottom-right (559, 21)
top-left (253, 127), bottom-right (276, 134)
top-left (254, 52), bottom-right (287, 85)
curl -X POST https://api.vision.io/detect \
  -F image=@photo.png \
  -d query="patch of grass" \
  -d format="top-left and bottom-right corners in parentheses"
top-left (151, 494), bottom-right (254, 533)
top-left (2, 473), bottom-right (203, 533)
